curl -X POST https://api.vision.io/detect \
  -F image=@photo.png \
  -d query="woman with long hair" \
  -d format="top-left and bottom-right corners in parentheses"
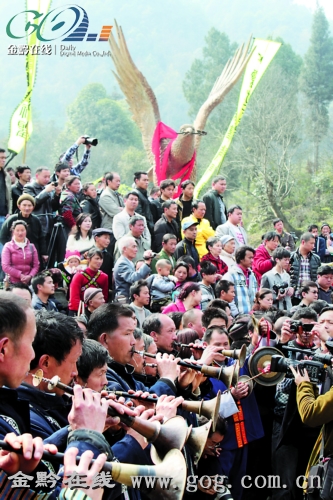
top-left (59, 175), bottom-right (82, 232)
top-left (2, 220), bottom-right (39, 284)
top-left (80, 182), bottom-right (102, 229)
top-left (251, 288), bottom-right (274, 313)
top-left (163, 282), bottom-right (202, 313)
top-left (171, 261), bottom-right (190, 301)
top-left (66, 213), bottom-right (94, 255)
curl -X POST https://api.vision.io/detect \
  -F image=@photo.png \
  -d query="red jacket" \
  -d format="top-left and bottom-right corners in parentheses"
top-left (200, 252), bottom-right (228, 276)
top-left (69, 267), bottom-right (108, 312)
top-left (252, 244), bottom-right (273, 284)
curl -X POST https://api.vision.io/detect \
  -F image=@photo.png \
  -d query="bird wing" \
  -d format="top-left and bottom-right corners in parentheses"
top-left (193, 36), bottom-right (253, 151)
top-left (108, 21), bottom-right (160, 166)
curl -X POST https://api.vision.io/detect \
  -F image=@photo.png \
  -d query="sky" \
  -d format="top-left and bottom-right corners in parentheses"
top-left (294, 0), bottom-right (333, 18)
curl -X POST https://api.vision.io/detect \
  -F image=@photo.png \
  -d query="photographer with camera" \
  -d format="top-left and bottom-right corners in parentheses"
top-left (291, 350), bottom-right (333, 500)
top-left (272, 308), bottom-right (321, 500)
top-left (60, 135), bottom-right (96, 177)
top-left (261, 247), bottom-right (293, 311)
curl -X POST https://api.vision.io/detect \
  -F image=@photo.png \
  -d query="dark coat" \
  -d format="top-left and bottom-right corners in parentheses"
top-left (202, 189), bottom-right (227, 230)
top-left (150, 196), bottom-right (163, 224)
top-left (12, 181), bottom-right (24, 211)
top-left (289, 249), bottom-right (321, 289)
top-left (106, 360), bottom-right (176, 396)
top-left (17, 383), bottom-right (71, 440)
top-left (174, 238), bottom-right (200, 269)
top-left (0, 212), bottom-right (47, 256)
top-left (153, 214), bottom-right (179, 252)
top-left (314, 235), bottom-right (327, 261)
top-left (133, 187), bottom-right (154, 233)
top-left (24, 180), bottom-right (60, 235)
top-left (80, 195), bottom-right (102, 229)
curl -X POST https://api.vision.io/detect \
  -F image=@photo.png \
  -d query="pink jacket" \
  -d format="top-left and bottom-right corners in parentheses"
top-left (2, 239), bottom-right (39, 283)
top-left (252, 244), bottom-right (273, 283)
top-left (162, 299), bottom-right (201, 314)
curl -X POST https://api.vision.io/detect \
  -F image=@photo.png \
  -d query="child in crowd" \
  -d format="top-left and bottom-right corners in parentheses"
top-left (58, 250), bottom-right (84, 298)
top-left (199, 262), bottom-right (218, 311)
top-left (148, 259), bottom-right (176, 312)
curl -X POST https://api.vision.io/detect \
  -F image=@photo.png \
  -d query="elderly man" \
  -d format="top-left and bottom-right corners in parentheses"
top-left (216, 205), bottom-right (248, 249)
top-left (112, 190), bottom-right (150, 243)
top-left (113, 236), bottom-right (153, 302)
top-left (114, 215), bottom-right (151, 263)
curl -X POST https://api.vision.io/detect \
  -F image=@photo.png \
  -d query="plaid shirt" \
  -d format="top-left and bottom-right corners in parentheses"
top-left (224, 266), bottom-right (258, 315)
top-left (295, 255), bottom-right (311, 298)
top-left (63, 143), bottom-right (90, 176)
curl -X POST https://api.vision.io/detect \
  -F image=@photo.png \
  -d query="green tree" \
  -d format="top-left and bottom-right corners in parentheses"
top-left (300, 7), bottom-right (333, 172)
top-left (226, 40), bottom-right (303, 235)
top-left (66, 83), bottom-right (141, 147)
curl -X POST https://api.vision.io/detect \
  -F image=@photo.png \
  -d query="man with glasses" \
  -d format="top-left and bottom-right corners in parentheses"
top-left (290, 281), bottom-right (319, 313)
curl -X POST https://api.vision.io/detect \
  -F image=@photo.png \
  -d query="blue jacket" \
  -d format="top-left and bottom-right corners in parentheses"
top-left (314, 235), bottom-right (326, 261)
top-left (106, 360), bottom-right (176, 396)
top-left (16, 384), bottom-right (145, 500)
top-left (205, 358), bottom-right (264, 450)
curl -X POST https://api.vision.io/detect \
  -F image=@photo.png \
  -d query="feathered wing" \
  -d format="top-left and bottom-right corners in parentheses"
top-left (108, 21), bottom-right (160, 166)
top-left (193, 36), bottom-right (253, 152)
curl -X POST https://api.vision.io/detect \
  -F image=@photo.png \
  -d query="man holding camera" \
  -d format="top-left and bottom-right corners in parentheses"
top-left (271, 308), bottom-right (321, 500)
top-left (261, 247), bottom-right (293, 310)
top-left (60, 135), bottom-right (92, 176)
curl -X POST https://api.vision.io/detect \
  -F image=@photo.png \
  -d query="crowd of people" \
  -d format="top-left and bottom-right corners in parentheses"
top-left (1, 141), bottom-right (333, 500)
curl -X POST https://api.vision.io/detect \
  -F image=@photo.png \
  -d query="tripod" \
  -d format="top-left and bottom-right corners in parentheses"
top-left (46, 221), bottom-right (68, 269)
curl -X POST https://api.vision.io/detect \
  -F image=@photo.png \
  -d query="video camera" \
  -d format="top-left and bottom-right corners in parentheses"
top-left (270, 355), bottom-right (326, 384)
top-left (282, 342), bottom-right (333, 365)
top-left (82, 135), bottom-right (98, 146)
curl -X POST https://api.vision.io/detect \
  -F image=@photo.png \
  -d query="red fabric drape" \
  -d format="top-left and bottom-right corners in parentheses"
top-left (152, 121), bottom-right (196, 197)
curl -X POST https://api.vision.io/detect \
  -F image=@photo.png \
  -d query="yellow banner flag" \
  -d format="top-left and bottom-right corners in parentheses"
top-left (194, 39), bottom-right (282, 198)
top-left (8, 0), bottom-right (52, 155)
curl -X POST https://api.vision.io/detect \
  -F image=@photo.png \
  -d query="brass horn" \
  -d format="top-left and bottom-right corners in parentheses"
top-left (174, 343), bottom-right (247, 367)
top-left (31, 370), bottom-right (188, 459)
top-left (133, 351), bottom-right (234, 388)
top-left (0, 437), bottom-right (186, 500)
top-left (231, 360), bottom-right (240, 387)
top-left (186, 419), bottom-right (212, 465)
top-left (151, 420), bottom-right (212, 467)
top-left (181, 391), bottom-right (221, 431)
top-left (220, 344), bottom-right (247, 368)
top-left (112, 448), bottom-right (187, 500)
